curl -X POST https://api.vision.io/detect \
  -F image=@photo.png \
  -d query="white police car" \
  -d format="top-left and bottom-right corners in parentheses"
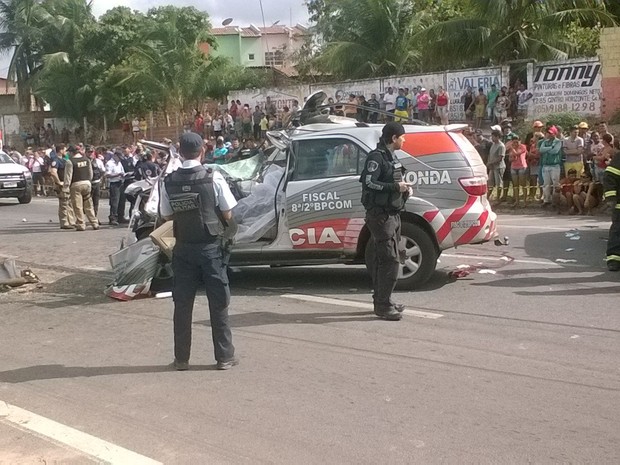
top-left (141, 92), bottom-right (498, 290)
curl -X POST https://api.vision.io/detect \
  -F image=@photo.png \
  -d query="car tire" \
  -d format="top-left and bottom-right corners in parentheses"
top-left (365, 221), bottom-right (437, 290)
top-left (18, 191), bottom-right (32, 204)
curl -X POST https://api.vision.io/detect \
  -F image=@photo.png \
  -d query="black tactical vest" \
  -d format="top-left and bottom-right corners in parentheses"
top-left (164, 166), bottom-right (224, 244)
top-left (71, 156), bottom-right (92, 183)
top-left (360, 144), bottom-right (407, 213)
top-left (91, 159), bottom-right (102, 181)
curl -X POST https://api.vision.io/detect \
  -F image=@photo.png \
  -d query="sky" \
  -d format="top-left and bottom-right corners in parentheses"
top-left (0, 0), bottom-right (310, 78)
top-left (93, 0), bottom-right (310, 28)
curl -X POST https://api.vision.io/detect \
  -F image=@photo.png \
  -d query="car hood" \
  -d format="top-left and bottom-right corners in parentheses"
top-left (0, 163), bottom-right (28, 175)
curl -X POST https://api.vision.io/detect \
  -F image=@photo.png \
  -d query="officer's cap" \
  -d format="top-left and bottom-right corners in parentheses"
top-left (67, 145), bottom-right (78, 153)
top-left (179, 132), bottom-right (204, 156)
top-left (382, 122), bottom-right (406, 141)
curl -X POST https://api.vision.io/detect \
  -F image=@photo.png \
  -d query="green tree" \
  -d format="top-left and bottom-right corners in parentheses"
top-left (307, 0), bottom-right (463, 79)
top-left (309, 0), bottom-right (421, 79)
top-left (0, 0), bottom-right (51, 110)
top-left (420, 0), bottom-right (616, 68)
top-left (33, 0), bottom-right (97, 122)
top-left (111, 6), bottom-right (215, 124)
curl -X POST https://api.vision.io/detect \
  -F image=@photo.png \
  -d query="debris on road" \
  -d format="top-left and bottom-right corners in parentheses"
top-left (555, 259), bottom-right (577, 263)
top-left (448, 269), bottom-right (471, 279)
top-left (0, 260), bottom-right (40, 290)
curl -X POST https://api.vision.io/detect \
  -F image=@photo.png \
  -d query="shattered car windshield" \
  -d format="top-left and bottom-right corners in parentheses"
top-left (206, 152), bottom-right (264, 180)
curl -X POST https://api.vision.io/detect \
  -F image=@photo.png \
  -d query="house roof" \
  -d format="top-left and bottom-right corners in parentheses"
top-left (211, 24), bottom-right (309, 38)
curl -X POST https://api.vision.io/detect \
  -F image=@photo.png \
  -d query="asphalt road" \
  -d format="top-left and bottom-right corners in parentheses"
top-left (1, 197), bottom-right (619, 464)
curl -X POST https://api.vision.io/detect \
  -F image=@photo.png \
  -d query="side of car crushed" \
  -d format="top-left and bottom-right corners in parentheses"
top-left (229, 121), bottom-right (497, 289)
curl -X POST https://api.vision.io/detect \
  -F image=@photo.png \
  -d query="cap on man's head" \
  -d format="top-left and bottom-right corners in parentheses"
top-left (382, 122), bottom-right (406, 141)
top-left (420, 87), bottom-right (426, 92)
top-left (67, 145), bottom-right (78, 153)
top-left (532, 120), bottom-right (544, 128)
top-left (178, 132), bottom-right (204, 156)
top-left (578, 122), bottom-right (589, 129)
top-left (547, 126), bottom-right (559, 136)
top-left (568, 168), bottom-right (578, 175)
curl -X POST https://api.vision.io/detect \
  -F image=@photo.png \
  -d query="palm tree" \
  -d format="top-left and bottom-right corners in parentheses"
top-left (33, 0), bottom-right (97, 123)
top-left (311, 0), bottom-right (423, 79)
top-left (0, 0), bottom-right (51, 110)
top-left (112, 7), bottom-right (215, 126)
top-left (420, 0), bottom-right (616, 68)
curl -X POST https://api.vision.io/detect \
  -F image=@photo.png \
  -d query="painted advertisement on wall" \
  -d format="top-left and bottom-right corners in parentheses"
top-left (228, 85), bottom-right (310, 112)
top-left (309, 79), bottom-right (382, 103)
top-left (446, 67), bottom-right (507, 122)
top-left (383, 73), bottom-right (445, 95)
top-left (530, 58), bottom-right (602, 118)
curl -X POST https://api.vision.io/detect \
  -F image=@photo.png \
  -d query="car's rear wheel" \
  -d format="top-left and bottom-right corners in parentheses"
top-left (365, 221), bottom-right (437, 290)
top-left (18, 191), bottom-right (32, 204)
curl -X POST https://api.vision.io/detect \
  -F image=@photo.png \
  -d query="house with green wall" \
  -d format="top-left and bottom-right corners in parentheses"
top-left (208, 24), bottom-right (309, 76)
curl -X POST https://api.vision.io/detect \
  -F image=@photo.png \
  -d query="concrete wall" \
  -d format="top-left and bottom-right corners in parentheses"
top-left (0, 94), bottom-right (20, 115)
top-left (598, 27), bottom-right (620, 121)
top-left (229, 85), bottom-right (310, 111)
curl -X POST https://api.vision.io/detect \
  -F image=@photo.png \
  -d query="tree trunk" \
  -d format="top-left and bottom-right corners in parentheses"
top-left (164, 109), bottom-right (171, 127)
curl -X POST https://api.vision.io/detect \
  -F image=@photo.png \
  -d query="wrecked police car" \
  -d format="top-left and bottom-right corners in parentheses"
top-left (106, 92), bottom-right (499, 300)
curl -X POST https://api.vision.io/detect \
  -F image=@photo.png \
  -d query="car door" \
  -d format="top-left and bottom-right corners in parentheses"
top-left (285, 137), bottom-right (368, 255)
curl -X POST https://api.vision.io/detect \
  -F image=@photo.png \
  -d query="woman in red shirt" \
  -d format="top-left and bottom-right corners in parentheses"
top-left (508, 134), bottom-right (528, 207)
top-left (436, 87), bottom-right (449, 125)
top-left (527, 131), bottom-right (543, 202)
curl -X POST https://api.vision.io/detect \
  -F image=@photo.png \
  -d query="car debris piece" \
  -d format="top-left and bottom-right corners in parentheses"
top-left (0, 259), bottom-right (39, 288)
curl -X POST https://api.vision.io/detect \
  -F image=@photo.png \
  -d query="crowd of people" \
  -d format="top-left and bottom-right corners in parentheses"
top-left (465, 120), bottom-right (618, 215)
top-left (5, 91), bottom-right (618, 227)
top-left (8, 142), bottom-right (166, 228)
top-left (186, 97), bottom-right (299, 143)
top-left (317, 79), bottom-right (533, 128)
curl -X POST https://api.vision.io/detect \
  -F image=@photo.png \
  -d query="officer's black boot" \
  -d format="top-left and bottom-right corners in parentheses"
top-left (374, 306), bottom-right (402, 321)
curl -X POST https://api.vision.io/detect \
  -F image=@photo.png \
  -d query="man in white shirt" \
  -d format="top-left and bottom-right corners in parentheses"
top-left (160, 132), bottom-right (239, 371)
top-left (105, 152), bottom-right (125, 225)
top-left (383, 87), bottom-right (396, 115)
top-left (563, 125), bottom-right (585, 175)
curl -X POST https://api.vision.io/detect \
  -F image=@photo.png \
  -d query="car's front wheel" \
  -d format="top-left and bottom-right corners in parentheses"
top-left (18, 191), bottom-right (32, 204)
top-left (365, 221), bottom-right (437, 290)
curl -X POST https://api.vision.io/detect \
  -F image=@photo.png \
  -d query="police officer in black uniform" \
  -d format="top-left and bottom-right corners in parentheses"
top-left (160, 132), bottom-right (239, 371)
top-left (360, 122), bottom-right (411, 321)
top-left (118, 147), bottom-right (136, 223)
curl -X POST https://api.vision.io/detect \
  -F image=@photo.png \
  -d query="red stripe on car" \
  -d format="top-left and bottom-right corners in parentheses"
top-left (454, 210), bottom-right (489, 246)
top-left (435, 196), bottom-right (477, 243)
